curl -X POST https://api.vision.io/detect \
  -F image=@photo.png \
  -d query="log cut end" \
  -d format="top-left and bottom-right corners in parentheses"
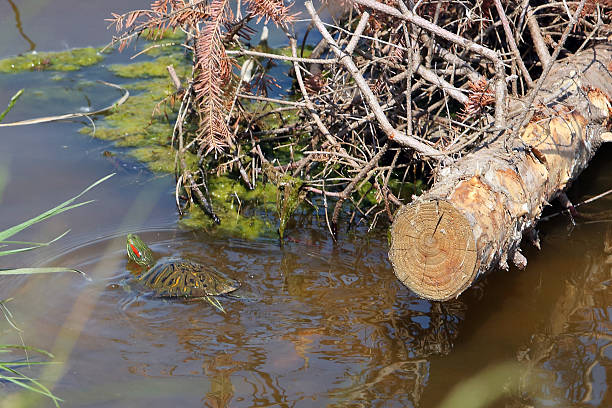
top-left (389, 200), bottom-right (479, 300)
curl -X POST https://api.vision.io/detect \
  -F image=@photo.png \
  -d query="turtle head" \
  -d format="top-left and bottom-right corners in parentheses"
top-left (126, 234), bottom-right (155, 267)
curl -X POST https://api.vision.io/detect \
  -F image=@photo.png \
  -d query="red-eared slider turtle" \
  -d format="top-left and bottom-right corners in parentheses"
top-left (126, 234), bottom-right (240, 313)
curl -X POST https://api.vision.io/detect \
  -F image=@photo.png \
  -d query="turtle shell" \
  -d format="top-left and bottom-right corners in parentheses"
top-left (139, 258), bottom-right (240, 298)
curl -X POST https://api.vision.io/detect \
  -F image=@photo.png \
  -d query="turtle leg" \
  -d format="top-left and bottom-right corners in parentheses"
top-left (202, 295), bottom-right (226, 314)
top-left (106, 277), bottom-right (133, 294)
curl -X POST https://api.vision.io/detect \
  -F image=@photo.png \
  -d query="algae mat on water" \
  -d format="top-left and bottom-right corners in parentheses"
top-left (0, 43), bottom-right (282, 239)
top-left (0, 47), bottom-right (103, 73)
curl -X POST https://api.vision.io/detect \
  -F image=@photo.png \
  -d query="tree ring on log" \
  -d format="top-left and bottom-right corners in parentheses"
top-left (388, 200), bottom-right (479, 300)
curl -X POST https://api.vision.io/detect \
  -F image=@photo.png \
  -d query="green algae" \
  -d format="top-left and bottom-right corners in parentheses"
top-left (276, 177), bottom-right (304, 240)
top-left (79, 76), bottom-right (185, 173)
top-left (122, 28), bottom-right (186, 57)
top-left (253, 101), bottom-right (301, 129)
top-left (84, 53), bottom-right (281, 238)
top-left (86, 79), bottom-right (171, 133)
top-left (0, 47), bottom-right (103, 73)
top-left (357, 181), bottom-right (378, 207)
top-left (387, 178), bottom-right (424, 200)
top-left (131, 146), bottom-right (178, 173)
top-left (259, 161), bottom-right (306, 239)
top-left (109, 55), bottom-right (189, 78)
top-left (180, 176), bottom-right (278, 239)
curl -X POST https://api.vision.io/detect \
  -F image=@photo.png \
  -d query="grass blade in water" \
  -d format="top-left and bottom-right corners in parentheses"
top-left (0, 230), bottom-right (71, 256)
top-left (0, 345), bottom-right (55, 359)
top-left (0, 173), bottom-right (114, 242)
top-left (0, 89), bottom-right (24, 123)
top-left (0, 267), bottom-right (89, 280)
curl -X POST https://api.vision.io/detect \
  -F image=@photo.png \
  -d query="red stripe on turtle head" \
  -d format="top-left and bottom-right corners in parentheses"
top-left (130, 243), bottom-right (141, 258)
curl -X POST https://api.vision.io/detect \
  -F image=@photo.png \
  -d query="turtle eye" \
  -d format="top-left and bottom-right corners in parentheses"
top-left (129, 243), bottom-right (141, 258)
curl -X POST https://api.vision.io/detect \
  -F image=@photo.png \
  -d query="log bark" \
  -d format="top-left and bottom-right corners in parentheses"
top-left (389, 44), bottom-right (612, 300)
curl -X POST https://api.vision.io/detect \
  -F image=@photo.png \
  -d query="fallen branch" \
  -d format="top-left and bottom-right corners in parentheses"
top-left (389, 44), bottom-right (612, 300)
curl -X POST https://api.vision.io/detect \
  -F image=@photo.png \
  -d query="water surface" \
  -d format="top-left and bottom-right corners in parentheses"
top-left (0, 1), bottom-right (610, 407)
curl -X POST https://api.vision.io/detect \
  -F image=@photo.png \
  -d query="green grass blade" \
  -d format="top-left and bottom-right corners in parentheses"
top-left (0, 301), bottom-right (22, 332)
top-left (0, 230), bottom-right (72, 256)
top-left (0, 345), bottom-right (55, 359)
top-left (0, 89), bottom-right (24, 123)
top-left (0, 361), bottom-right (59, 367)
top-left (1, 350), bottom-right (62, 406)
top-left (0, 246), bottom-right (49, 256)
top-left (0, 374), bottom-right (62, 405)
top-left (0, 200), bottom-right (95, 242)
top-left (0, 164), bottom-right (7, 203)
top-left (0, 267), bottom-right (88, 279)
top-left (1, 229), bottom-right (71, 246)
top-left (0, 173), bottom-right (114, 242)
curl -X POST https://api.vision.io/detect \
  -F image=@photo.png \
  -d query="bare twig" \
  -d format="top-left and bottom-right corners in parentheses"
top-left (512, 0), bottom-right (587, 136)
top-left (305, 1), bottom-right (442, 156)
top-left (494, 0), bottom-right (533, 87)
top-left (0, 81), bottom-right (129, 128)
top-left (526, 4), bottom-right (552, 65)
top-left (331, 143), bottom-right (389, 235)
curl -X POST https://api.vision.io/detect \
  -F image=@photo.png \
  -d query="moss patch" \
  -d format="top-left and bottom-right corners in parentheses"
top-left (80, 77), bottom-right (187, 170)
top-left (0, 48), bottom-right (103, 73)
top-left (109, 54), bottom-right (189, 78)
top-left (180, 176), bottom-right (278, 239)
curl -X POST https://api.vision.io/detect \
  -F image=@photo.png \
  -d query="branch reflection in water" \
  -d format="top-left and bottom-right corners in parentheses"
top-left (6, 0), bottom-right (36, 51)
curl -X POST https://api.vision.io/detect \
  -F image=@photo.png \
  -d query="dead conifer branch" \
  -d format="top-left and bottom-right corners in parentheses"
top-left (194, 0), bottom-right (234, 155)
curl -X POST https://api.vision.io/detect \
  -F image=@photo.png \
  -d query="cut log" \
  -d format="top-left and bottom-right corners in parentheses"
top-left (389, 44), bottom-right (612, 300)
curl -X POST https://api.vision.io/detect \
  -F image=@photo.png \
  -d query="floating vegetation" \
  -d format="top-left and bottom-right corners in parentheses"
top-left (108, 54), bottom-right (189, 78)
top-left (79, 78), bottom-right (179, 163)
top-left (0, 47), bottom-right (103, 73)
top-left (180, 176), bottom-right (277, 239)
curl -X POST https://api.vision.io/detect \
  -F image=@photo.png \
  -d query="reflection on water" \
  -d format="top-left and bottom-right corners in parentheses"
top-left (6, 0), bottom-right (36, 51)
top-left (2, 163), bottom-right (611, 407)
top-left (1, 228), bottom-right (443, 407)
top-left (516, 224), bottom-right (612, 407)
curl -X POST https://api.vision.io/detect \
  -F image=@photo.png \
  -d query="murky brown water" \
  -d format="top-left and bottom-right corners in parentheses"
top-left (0, 1), bottom-right (610, 407)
